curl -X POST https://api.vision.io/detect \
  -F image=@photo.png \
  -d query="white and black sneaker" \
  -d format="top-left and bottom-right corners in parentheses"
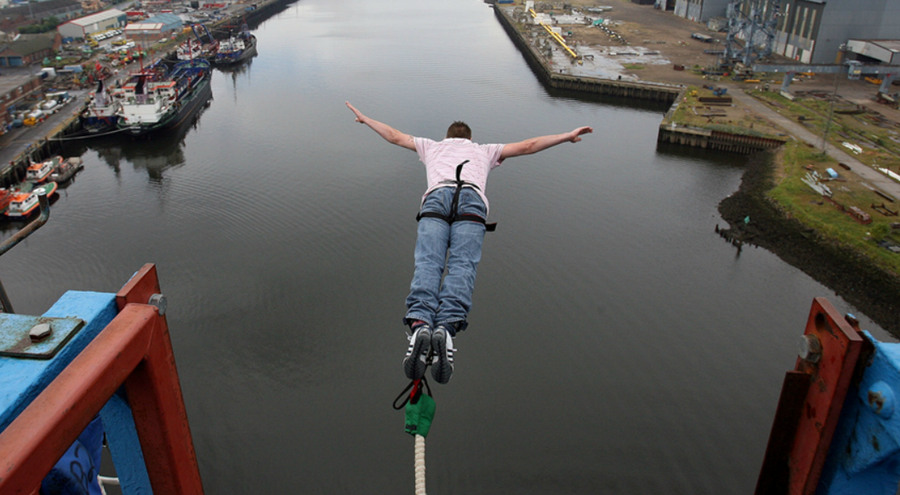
top-left (431, 325), bottom-right (455, 384)
top-left (403, 323), bottom-right (432, 380)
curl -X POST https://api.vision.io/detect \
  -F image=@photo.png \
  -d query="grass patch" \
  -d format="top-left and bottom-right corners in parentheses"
top-left (622, 63), bottom-right (644, 70)
top-left (768, 140), bottom-right (900, 274)
top-left (750, 90), bottom-right (900, 174)
top-left (665, 86), bottom-right (785, 139)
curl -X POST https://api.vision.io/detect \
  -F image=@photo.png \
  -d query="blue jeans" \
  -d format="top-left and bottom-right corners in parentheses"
top-left (405, 187), bottom-right (487, 335)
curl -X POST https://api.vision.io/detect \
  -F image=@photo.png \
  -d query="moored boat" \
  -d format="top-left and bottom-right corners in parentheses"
top-left (49, 157), bottom-right (85, 183)
top-left (5, 182), bottom-right (57, 218)
top-left (25, 157), bottom-right (60, 183)
top-left (81, 80), bottom-right (121, 134)
top-left (116, 59), bottom-right (212, 137)
top-left (0, 183), bottom-right (33, 216)
top-left (175, 23), bottom-right (218, 62)
top-left (175, 37), bottom-right (217, 62)
top-left (212, 25), bottom-right (257, 66)
top-left (176, 39), bottom-right (203, 61)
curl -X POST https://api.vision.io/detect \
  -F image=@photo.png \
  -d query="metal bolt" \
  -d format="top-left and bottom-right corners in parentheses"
top-left (29, 322), bottom-right (52, 342)
top-left (799, 334), bottom-right (822, 363)
top-left (148, 293), bottom-right (167, 316)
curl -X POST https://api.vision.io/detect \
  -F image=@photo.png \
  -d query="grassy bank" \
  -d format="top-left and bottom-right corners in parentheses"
top-left (719, 146), bottom-right (900, 334)
top-left (749, 90), bottom-right (900, 172)
top-left (768, 141), bottom-right (900, 274)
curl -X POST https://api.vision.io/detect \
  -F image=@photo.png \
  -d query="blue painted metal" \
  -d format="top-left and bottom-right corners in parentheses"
top-left (101, 390), bottom-right (154, 495)
top-left (818, 331), bottom-right (900, 494)
top-left (0, 291), bottom-right (117, 431)
top-left (0, 290), bottom-right (154, 494)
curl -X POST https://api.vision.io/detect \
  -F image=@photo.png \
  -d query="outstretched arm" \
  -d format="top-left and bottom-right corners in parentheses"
top-left (499, 126), bottom-right (593, 160)
top-left (346, 101), bottom-right (416, 151)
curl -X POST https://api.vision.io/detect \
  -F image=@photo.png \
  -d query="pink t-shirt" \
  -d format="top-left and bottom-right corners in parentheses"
top-left (413, 137), bottom-right (505, 214)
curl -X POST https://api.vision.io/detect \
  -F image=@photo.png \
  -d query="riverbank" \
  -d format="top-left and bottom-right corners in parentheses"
top-left (718, 149), bottom-right (900, 333)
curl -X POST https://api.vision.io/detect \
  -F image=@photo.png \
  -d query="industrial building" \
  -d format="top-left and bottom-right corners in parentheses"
top-left (123, 13), bottom-right (183, 44)
top-left (673, 0), bottom-right (729, 23)
top-left (0, 34), bottom-right (57, 67)
top-left (0, 0), bottom-right (83, 34)
top-left (846, 39), bottom-right (900, 66)
top-left (57, 9), bottom-right (127, 40)
top-left (767, 0), bottom-right (900, 64)
top-left (675, 0), bottom-right (900, 65)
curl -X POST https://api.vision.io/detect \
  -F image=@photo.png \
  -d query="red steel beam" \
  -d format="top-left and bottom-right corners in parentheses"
top-left (0, 263), bottom-right (203, 494)
top-left (790, 297), bottom-right (863, 495)
top-left (116, 264), bottom-right (203, 494)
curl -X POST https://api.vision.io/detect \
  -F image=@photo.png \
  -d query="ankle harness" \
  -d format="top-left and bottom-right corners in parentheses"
top-left (416, 160), bottom-right (497, 232)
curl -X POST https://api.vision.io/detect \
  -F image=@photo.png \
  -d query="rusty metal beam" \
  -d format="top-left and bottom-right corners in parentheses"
top-left (116, 264), bottom-right (202, 494)
top-left (756, 371), bottom-right (811, 495)
top-left (0, 264), bottom-right (203, 494)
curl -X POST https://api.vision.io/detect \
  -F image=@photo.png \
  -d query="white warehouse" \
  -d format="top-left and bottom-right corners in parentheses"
top-left (58, 9), bottom-right (128, 40)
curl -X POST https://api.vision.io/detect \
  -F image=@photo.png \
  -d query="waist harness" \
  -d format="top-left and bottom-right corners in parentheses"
top-left (416, 160), bottom-right (496, 232)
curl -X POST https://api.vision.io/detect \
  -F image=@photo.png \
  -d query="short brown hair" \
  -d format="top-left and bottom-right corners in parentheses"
top-left (446, 121), bottom-right (472, 140)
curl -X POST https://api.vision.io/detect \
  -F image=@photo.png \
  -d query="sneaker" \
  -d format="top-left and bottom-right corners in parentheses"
top-left (431, 325), bottom-right (455, 384)
top-left (403, 323), bottom-right (432, 380)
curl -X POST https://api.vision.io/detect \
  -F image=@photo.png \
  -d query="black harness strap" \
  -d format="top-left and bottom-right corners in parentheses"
top-left (416, 160), bottom-right (497, 232)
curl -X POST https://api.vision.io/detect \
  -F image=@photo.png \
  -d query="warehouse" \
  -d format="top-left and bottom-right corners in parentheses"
top-left (124, 13), bottom-right (184, 44)
top-left (675, 0), bottom-right (900, 65)
top-left (57, 9), bottom-right (127, 40)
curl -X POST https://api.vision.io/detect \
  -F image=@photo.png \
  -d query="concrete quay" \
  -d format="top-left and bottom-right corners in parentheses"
top-left (492, 4), bottom-right (683, 105)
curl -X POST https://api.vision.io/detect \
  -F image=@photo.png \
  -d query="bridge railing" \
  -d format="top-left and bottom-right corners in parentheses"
top-left (0, 264), bottom-right (203, 494)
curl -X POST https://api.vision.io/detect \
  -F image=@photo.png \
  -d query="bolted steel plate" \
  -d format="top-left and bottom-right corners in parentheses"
top-left (0, 314), bottom-right (85, 359)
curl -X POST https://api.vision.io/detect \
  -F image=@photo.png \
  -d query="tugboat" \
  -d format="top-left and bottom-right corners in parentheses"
top-left (49, 157), bottom-right (84, 183)
top-left (5, 183), bottom-right (57, 218)
top-left (212, 23), bottom-right (257, 66)
top-left (25, 157), bottom-right (59, 183)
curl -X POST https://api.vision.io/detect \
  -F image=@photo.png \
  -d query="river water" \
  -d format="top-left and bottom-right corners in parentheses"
top-left (2, 0), bottom-right (894, 493)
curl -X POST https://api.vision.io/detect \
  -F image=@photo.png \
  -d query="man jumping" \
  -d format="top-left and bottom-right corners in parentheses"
top-left (346, 101), bottom-right (592, 384)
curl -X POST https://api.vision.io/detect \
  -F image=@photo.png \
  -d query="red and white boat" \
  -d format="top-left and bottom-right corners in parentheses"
top-left (5, 182), bottom-right (57, 218)
top-left (25, 157), bottom-right (61, 183)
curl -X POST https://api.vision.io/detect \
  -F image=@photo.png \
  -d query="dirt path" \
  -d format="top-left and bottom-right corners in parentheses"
top-left (729, 89), bottom-right (900, 201)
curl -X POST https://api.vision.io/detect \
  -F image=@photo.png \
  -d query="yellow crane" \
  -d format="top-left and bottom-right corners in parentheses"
top-left (528, 9), bottom-right (581, 64)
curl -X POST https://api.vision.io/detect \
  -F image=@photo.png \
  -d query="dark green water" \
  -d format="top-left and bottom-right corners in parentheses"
top-left (1, 0), bottom-right (892, 492)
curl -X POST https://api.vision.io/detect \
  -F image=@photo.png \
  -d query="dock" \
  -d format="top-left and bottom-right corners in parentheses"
top-left (492, 5), bottom-right (683, 105)
top-left (0, 0), bottom-right (298, 187)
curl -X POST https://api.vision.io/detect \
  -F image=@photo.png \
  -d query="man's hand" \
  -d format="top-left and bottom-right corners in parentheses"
top-left (568, 126), bottom-right (593, 143)
top-left (345, 101), bottom-right (416, 151)
top-left (346, 101), bottom-right (366, 124)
